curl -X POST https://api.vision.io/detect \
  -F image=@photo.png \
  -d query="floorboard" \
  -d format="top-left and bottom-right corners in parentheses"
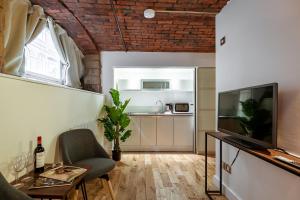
top-left (81, 153), bottom-right (227, 200)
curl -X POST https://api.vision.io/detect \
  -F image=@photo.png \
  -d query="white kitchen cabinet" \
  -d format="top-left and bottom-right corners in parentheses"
top-left (122, 115), bottom-right (194, 151)
top-left (117, 79), bottom-right (140, 90)
top-left (197, 67), bottom-right (216, 154)
top-left (197, 68), bottom-right (215, 89)
top-left (122, 116), bottom-right (141, 146)
top-left (174, 116), bottom-right (194, 148)
top-left (156, 116), bottom-right (173, 146)
top-left (140, 116), bottom-right (157, 145)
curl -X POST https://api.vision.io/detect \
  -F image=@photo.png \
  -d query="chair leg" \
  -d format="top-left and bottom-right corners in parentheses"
top-left (100, 174), bottom-right (115, 200)
top-left (107, 180), bottom-right (115, 200)
top-left (73, 189), bottom-right (79, 200)
top-left (98, 178), bottom-right (104, 188)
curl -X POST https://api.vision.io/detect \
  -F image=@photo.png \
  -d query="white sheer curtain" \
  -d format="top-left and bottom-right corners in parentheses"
top-left (47, 17), bottom-right (85, 88)
top-left (47, 18), bottom-right (68, 84)
top-left (3, 0), bottom-right (46, 76)
top-left (63, 38), bottom-right (85, 88)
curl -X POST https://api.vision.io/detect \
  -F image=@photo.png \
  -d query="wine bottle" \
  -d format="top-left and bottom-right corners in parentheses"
top-left (34, 136), bottom-right (45, 173)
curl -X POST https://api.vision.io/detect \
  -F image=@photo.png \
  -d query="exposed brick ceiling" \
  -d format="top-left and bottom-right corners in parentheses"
top-left (31, 0), bottom-right (229, 54)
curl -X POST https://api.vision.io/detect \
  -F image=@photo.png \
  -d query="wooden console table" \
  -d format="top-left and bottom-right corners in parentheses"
top-left (204, 131), bottom-right (300, 200)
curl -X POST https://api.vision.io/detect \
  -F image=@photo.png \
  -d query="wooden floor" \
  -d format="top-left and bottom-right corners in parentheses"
top-left (81, 153), bottom-right (226, 200)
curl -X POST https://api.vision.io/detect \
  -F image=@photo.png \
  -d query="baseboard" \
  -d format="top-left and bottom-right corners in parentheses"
top-left (213, 175), bottom-right (241, 200)
top-left (120, 145), bottom-right (194, 152)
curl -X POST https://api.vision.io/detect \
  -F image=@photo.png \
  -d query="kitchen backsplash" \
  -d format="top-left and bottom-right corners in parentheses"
top-left (120, 90), bottom-right (194, 111)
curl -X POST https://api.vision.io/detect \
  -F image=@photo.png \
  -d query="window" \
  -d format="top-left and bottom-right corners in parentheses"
top-left (25, 27), bottom-right (62, 83)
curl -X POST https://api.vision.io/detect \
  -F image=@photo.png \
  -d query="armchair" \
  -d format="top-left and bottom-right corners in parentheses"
top-left (0, 173), bottom-right (33, 200)
top-left (59, 129), bottom-right (116, 200)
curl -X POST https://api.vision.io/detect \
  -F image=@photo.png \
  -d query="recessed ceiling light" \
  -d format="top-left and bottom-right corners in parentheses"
top-left (144, 9), bottom-right (155, 19)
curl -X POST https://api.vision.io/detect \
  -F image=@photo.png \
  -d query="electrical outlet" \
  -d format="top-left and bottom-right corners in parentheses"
top-left (220, 36), bottom-right (226, 46)
top-left (222, 162), bottom-right (232, 174)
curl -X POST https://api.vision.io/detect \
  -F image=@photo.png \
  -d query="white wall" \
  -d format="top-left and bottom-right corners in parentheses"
top-left (216, 0), bottom-right (300, 199)
top-left (0, 75), bottom-right (104, 181)
top-left (101, 51), bottom-right (215, 95)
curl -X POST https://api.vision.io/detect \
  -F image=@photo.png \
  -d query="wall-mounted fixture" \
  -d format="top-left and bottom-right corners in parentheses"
top-left (142, 80), bottom-right (170, 90)
top-left (220, 36), bottom-right (226, 46)
top-left (144, 9), bottom-right (156, 19)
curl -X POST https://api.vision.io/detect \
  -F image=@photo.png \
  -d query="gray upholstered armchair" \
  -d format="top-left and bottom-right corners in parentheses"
top-left (59, 129), bottom-right (116, 200)
top-left (0, 173), bottom-right (33, 200)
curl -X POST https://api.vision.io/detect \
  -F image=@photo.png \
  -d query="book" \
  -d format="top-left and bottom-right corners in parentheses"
top-left (29, 177), bottom-right (71, 190)
top-left (39, 165), bottom-right (87, 182)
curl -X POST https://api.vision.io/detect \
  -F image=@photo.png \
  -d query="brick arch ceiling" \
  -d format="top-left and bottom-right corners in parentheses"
top-left (31, 0), bottom-right (229, 54)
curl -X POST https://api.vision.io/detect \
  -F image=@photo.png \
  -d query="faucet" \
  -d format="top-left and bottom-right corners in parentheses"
top-left (155, 100), bottom-right (164, 113)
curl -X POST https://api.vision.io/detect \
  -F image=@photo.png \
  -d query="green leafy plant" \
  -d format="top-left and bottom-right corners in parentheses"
top-left (99, 89), bottom-right (132, 151)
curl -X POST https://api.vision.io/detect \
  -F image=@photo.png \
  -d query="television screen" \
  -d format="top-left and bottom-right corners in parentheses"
top-left (218, 83), bottom-right (278, 148)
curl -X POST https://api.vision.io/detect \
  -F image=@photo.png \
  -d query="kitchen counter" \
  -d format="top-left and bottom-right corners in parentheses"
top-left (127, 112), bottom-right (194, 116)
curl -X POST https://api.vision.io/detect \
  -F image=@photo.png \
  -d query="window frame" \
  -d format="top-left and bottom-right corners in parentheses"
top-left (23, 69), bottom-right (63, 85)
top-left (24, 27), bottom-right (64, 85)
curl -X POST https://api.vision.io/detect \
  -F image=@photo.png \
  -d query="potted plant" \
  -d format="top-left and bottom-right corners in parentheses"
top-left (99, 89), bottom-right (132, 161)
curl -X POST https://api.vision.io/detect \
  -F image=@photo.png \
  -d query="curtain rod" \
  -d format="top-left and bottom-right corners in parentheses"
top-left (109, 0), bottom-right (128, 52)
top-left (57, 0), bottom-right (99, 53)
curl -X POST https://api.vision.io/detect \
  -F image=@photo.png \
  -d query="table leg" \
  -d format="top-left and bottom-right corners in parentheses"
top-left (205, 132), bottom-right (208, 193)
top-left (205, 132), bottom-right (222, 200)
top-left (84, 181), bottom-right (88, 200)
top-left (220, 140), bottom-right (223, 195)
top-left (81, 180), bottom-right (88, 200)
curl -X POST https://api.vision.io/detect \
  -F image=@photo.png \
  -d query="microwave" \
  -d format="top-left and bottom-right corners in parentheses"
top-left (173, 103), bottom-right (194, 113)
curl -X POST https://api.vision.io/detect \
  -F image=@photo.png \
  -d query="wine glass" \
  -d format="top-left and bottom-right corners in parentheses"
top-left (21, 152), bottom-right (34, 182)
top-left (12, 154), bottom-right (27, 188)
top-left (26, 152), bottom-right (34, 173)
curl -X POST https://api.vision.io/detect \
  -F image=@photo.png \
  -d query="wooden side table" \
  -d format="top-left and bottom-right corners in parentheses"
top-left (12, 165), bottom-right (88, 200)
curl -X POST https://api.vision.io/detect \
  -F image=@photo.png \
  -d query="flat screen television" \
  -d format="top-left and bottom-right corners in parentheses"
top-left (218, 83), bottom-right (278, 149)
